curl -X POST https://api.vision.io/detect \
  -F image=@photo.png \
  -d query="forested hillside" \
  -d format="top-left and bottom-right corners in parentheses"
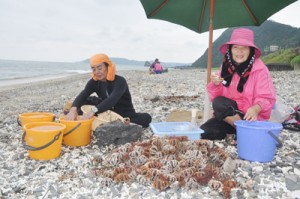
top-left (192, 20), bottom-right (300, 68)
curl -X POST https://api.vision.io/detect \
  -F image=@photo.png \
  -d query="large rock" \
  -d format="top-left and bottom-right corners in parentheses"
top-left (94, 120), bottom-right (143, 147)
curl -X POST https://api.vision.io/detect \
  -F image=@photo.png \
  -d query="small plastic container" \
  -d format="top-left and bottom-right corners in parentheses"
top-left (150, 122), bottom-right (204, 140)
top-left (269, 96), bottom-right (294, 123)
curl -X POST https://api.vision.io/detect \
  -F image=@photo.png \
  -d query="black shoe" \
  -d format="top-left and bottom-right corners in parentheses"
top-left (283, 123), bottom-right (300, 132)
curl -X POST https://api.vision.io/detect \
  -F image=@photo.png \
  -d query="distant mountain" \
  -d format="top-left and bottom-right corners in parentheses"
top-left (82, 57), bottom-right (190, 68)
top-left (192, 20), bottom-right (300, 68)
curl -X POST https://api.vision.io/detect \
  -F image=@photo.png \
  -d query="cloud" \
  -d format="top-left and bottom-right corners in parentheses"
top-left (0, 0), bottom-right (299, 63)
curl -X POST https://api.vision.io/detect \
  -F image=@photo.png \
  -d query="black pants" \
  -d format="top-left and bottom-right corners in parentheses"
top-left (79, 96), bottom-right (152, 128)
top-left (200, 118), bottom-right (236, 140)
top-left (200, 96), bottom-right (244, 140)
top-left (122, 112), bottom-right (152, 128)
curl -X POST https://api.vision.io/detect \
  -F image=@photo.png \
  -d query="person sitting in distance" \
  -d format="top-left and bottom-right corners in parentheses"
top-left (153, 61), bottom-right (163, 74)
top-left (149, 58), bottom-right (159, 74)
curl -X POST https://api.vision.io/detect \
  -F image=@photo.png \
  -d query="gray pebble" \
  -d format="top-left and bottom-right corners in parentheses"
top-left (1, 70), bottom-right (300, 199)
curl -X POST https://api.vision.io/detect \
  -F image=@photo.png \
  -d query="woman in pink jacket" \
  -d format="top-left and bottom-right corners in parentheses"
top-left (154, 62), bottom-right (163, 74)
top-left (200, 28), bottom-right (276, 141)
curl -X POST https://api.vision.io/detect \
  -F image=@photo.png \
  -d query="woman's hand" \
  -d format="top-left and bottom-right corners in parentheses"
top-left (211, 72), bottom-right (223, 86)
top-left (244, 104), bottom-right (261, 121)
top-left (65, 107), bottom-right (78, 121)
top-left (80, 112), bottom-right (94, 120)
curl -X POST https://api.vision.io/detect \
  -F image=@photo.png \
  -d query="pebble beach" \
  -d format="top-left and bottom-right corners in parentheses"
top-left (0, 69), bottom-right (300, 199)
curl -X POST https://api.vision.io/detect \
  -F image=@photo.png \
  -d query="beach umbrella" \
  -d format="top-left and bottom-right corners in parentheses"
top-left (139, 0), bottom-right (297, 121)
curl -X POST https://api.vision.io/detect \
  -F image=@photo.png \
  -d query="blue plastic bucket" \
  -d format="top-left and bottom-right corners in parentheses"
top-left (234, 120), bottom-right (282, 162)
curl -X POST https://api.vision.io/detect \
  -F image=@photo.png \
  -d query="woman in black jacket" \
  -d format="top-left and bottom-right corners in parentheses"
top-left (66, 53), bottom-right (152, 128)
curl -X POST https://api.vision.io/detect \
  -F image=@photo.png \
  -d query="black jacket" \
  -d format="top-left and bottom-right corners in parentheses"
top-left (72, 75), bottom-right (135, 115)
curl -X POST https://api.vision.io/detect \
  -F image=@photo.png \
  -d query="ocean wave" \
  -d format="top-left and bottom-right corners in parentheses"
top-left (66, 70), bottom-right (90, 74)
top-left (0, 60), bottom-right (146, 80)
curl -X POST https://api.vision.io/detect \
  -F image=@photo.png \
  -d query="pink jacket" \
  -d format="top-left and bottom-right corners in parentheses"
top-left (207, 59), bottom-right (276, 120)
top-left (154, 63), bottom-right (163, 71)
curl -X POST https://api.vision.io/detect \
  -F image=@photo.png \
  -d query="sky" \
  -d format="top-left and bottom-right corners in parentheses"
top-left (0, 0), bottom-right (299, 63)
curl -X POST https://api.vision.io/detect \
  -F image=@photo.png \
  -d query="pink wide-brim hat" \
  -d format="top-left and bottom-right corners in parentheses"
top-left (220, 28), bottom-right (261, 58)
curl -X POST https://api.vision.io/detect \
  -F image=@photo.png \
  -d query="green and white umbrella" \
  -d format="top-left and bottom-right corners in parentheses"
top-left (139, 0), bottom-right (297, 121)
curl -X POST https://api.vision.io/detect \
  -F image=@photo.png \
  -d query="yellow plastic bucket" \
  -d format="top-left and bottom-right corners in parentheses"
top-left (59, 116), bottom-right (94, 146)
top-left (18, 112), bottom-right (56, 130)
top-left (23, 122), bottom-right (66, 160)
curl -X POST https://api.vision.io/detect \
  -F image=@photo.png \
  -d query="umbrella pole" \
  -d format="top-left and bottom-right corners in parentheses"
top-left (203, 0), bottom-right (215, 123)
top-left (203, 92), bottom-right (211, 123)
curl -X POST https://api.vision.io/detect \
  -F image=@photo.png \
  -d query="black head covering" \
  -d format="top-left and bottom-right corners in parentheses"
top-left (220, 45), bottom-right (255, 92)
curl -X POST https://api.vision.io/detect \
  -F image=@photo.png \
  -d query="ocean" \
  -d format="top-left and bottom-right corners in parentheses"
top-left (0, 59), bottom-right (147, 81)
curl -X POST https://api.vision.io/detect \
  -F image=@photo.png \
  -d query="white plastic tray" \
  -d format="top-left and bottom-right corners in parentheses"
top-left (150, 122), bottom-right (204, 140)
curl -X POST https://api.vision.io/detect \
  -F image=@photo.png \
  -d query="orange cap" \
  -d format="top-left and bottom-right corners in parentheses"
top-left (90, 53), bottom-right (116, 81)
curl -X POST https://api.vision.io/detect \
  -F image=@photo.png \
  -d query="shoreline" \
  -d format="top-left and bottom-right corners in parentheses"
top-left (0, 67), bottom-right (180, 92)
top-left (0, 73), bottom-right (91, 92)
top-left (0, 63), bottom-right (151, 90)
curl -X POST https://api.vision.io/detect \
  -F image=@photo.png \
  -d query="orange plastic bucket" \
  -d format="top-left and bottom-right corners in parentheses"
top-left (59, 116), bottom-right (94, 146)
top-left (18, 112), bottom-right (55, 130)
top-left (23, 122), bottom-right (66, 160)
